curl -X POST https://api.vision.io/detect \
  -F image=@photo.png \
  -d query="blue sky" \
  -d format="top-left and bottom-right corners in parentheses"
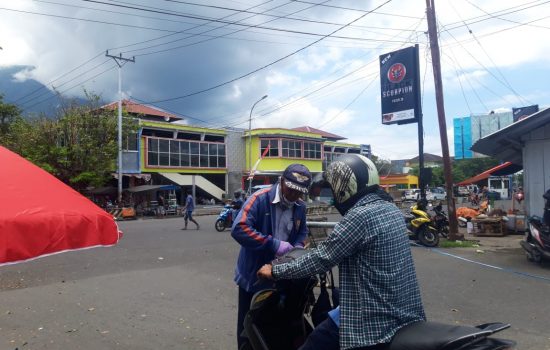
top-left (1, 0), bottom-right (549, 160)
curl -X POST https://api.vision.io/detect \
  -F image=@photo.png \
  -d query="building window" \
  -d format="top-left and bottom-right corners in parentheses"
top-left (304, 142), bottom-right (322, 159)
top-left (282, 139), bottom-right (302, 158)
top-left (123, 132), bottom-right (139, 151)
top-left (260, 139), bottom-right (279, 157)
top-left (146, 137), bottom-right (226, 169)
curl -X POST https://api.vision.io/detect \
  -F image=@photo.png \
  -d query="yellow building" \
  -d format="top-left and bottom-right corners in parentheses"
top-left (380, 174), bottom-right (419, 190)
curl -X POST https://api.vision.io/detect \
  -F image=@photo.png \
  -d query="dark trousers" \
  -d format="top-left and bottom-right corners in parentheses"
top-left (299, 317), bottom-right (390, 350)
top-left (237, 287), bottom-right (255, 349)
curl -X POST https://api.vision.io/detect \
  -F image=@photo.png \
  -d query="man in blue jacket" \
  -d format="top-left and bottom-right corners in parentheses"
top-left (231, 163), bottom-right (312, 349)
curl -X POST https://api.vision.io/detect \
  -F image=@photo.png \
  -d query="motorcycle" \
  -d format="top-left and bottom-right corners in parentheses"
top-left (404, 201), bottom-right (440, 247)
top-left (241, 249), bottom-right (516, 350)
top-left (520, 189), bottom-right (550, 264)
top-left (214, 204), bottom-right (233, 232)
top-left (520, 216), bottom-right (550, 264)
top-left (432, 203), bottom-right (450, 239)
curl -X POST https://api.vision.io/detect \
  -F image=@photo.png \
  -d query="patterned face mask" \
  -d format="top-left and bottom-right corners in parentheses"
top-left (280, 190), bottom-right (296, 209)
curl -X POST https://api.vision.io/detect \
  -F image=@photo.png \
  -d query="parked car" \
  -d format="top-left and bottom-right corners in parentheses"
top-left (402, 189), bottom-right (421, 201)
top-left (428, 187), bottom-right (447, 201)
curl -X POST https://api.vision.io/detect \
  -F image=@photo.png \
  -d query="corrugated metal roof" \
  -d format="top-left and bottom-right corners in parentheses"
top-left (102, 99), bottom-right (183, 121)
top-left (291, 126), bottom-right (346, 140)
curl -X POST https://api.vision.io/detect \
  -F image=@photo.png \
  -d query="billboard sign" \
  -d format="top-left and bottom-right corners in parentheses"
top-left (380, 45), bottom-right (421, 125)
top-left (512, 105), bottom-right (539, 122)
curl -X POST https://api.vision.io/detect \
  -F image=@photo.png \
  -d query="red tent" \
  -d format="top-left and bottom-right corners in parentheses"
top-left (0, 146), bottom-right (121, 266)
top-left (456, 162), bottom-right (522, 186)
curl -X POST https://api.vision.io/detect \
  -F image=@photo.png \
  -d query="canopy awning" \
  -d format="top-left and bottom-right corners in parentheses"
top-left (0, 146), bottom-right (120, 266)
top-left (124, 185), bottom-right (177, 193)
top-left (456, 162), bottom-right (522, 186)
top-left (112, 173), bottom-right (151, 181)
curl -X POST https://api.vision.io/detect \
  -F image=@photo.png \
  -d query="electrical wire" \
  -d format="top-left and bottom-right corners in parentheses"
top-left (22, 64), bottom-right (117, 112)
top-left (439, 20), bottom-right (531, 106)
top-left (463, 0), bottom-right (550, 30)
top-left (11, 51), bottom-right (104, 104)
top-left (139, 0), bottom-right (393, 104)
top-left (447, 2), bottom-right (532, 106)
top-left (208, 15), bottom-right (427, 130)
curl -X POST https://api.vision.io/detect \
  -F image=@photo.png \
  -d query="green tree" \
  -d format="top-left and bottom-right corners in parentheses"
top-left (0, 94), bottom-right (21, 135)
top-left (3, 93), bottom-right (137, 191)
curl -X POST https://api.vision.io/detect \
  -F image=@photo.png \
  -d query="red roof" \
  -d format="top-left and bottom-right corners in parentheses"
top-left (456, 162), bottom-right (521, 186)
top-left (291, 126), bottom-right (346, 140)
top-left (102, 99), bottom-right (182, 121)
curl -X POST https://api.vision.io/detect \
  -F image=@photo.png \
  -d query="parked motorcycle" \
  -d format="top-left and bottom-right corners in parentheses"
top-left (520, 216), bottom-right (550, 264)
top-left (432, 202), bottom-right (450, 239)
top-left (520, 189), bottom-right (550, 264)
top-left (241, 249), bottom-right (516, 350)
top-left (214, 204), bottom-right (233, 232)
top-left (405, 201), bottom-right (439, 247)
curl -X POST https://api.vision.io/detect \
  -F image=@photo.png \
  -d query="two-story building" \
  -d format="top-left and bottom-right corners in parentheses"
top-left (102, 100), bottom-right (369, 204)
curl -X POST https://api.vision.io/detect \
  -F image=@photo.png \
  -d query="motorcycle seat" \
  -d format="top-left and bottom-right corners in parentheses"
top-left (389, 321), bottom-right (510, 350)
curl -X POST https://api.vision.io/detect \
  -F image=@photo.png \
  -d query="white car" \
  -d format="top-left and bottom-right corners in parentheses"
top-left (402, 189), bottom-right (421, 201)
top-left (428, 187), bottom-right (447, 201)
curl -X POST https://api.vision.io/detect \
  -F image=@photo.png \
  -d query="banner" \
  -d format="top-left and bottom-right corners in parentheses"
top-left (380, 45), bottom-right (421, 125)
top-left (512, 105), bottom-right (539, 122)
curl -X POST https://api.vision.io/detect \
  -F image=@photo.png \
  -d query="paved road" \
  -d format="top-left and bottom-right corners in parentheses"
top-left (1, 214), bottom-right (549, 349)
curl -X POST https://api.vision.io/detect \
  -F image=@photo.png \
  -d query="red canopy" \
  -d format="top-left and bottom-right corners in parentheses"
top-left (456, 161), bottom-right (522, 186)
top-left (0, 146), bottom-right (121, 266)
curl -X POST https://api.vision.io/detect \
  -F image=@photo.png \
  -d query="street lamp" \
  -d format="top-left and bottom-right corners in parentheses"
top-left (248, 95), bottom-right (268, 194)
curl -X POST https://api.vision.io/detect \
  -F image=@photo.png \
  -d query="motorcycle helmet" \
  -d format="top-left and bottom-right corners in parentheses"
top-left (312, 154), bottom-right (379, 215)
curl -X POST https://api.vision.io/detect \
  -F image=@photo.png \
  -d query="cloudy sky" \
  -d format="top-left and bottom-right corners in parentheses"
top-left (1, 0), bottom-right (550, 160)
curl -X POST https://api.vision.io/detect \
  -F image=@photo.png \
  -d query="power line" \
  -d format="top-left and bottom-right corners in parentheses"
top-left (139, 0), bottom-right (393, 104)
top-left (11, 51), bottom-right (104, 104)
top-left (442, 0), bottom-right (550, 32)
top-left (0, 6), bottom-right (181, 33)
top-left (439, 19), bottom-right (531, 106)
top-left (463, 0), bottom-right (550, 30)
top-left (441, 52), bottom-right (488, 112)
top-left (291, 0), bottom-right (423, 19)
top-left (22, 64), bottom-right (117, 112)
top-left (18, 59), bottom-right (111, 108)
top-left (208, 15), bottom-right (427, 130)
top-left (447, 2), bottom-right (531, 105)
top-left (124, 0), bottom-right (327, 56)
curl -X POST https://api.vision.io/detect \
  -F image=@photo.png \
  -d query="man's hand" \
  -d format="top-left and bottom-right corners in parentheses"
top-left (275, 241), bottom-right (293, 257)
top-left (257, 264), bottom-right (273, 280)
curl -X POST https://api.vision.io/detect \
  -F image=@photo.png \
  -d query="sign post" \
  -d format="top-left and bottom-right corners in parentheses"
top-left (379, 45), bottom-right (426, 200)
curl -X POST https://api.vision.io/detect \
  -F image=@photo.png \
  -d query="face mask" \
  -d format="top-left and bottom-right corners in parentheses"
top-left (279, 187), bottom-right (296, 209)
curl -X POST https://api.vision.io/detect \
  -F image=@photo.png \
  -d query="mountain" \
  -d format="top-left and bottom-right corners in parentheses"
top-left (0, 65), bottom-right (61, 117)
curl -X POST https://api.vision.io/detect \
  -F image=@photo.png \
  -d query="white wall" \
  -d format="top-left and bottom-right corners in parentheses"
top-left (523, 125), bottom-right (550, 216)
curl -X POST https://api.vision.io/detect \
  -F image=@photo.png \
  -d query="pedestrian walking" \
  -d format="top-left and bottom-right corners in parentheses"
top-left (181, 190), bottom-right (200, 230)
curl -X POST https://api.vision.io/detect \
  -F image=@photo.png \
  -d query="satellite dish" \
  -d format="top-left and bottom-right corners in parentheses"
top-left (164, 116), bottom-right (170, 122)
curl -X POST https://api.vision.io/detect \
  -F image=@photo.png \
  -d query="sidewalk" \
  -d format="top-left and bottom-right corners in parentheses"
top-left (456, 226), bottom-right (524, 251)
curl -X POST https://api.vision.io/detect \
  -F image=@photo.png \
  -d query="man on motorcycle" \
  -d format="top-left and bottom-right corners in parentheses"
top-left (231, 164), bottom-right (312, 349)
top-left (257, 154), bottom-right (426, 350)
top-left (231, 190), bottom-right (244, 222)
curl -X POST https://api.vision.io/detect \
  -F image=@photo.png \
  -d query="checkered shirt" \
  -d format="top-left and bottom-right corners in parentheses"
top-left (272, 193), bottom-right (426, 349)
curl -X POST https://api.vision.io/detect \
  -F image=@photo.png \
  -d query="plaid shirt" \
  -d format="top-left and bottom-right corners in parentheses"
top-left (272, 193), bottom-right (426, 349)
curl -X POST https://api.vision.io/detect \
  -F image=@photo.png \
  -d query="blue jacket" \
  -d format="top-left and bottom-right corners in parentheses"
top-left (231, 184), bottom-right (308, 292)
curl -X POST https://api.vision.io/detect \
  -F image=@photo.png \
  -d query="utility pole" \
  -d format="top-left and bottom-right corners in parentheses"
top-left (247, 95), bottom-right (268, 195)
top-left (106, 50), bottom-right (135, 206)
top-left (425, 0), bottom-right (460, 239)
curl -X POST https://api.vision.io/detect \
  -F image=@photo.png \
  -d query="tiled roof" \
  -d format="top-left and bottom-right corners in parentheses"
top-left (291, 126), bottom-right (346, 140)
top-left (102, 99), bottom-right (182, 121)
